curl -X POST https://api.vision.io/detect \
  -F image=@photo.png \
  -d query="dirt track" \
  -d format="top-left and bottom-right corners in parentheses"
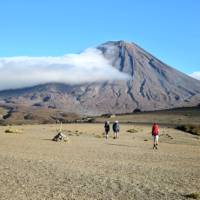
top-left (0, 124), bottom-right (200, 200)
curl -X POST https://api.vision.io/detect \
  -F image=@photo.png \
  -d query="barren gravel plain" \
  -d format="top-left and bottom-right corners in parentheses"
top-left (0, 123), bottom-right (200, 200)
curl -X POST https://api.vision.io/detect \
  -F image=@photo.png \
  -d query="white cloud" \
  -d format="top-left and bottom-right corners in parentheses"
top-left (0, 48), bottom-right (130, 91)
top-left (190, 71), bottom-right (200, 80)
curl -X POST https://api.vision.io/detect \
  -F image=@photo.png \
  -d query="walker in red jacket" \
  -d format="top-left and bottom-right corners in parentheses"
top-left (152, 123), bottom-right (159, 149)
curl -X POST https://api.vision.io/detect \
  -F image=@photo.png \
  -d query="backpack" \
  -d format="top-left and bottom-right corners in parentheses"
top-left (152, 124), bottom-right (159, 136)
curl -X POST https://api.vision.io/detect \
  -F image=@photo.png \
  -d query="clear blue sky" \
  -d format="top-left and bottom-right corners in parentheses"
top-left (0, 0), bottom-right (200, 74)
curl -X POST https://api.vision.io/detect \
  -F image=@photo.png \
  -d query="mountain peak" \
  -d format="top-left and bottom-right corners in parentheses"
top-left (0, 40), bottom-right (200, 116)
top-left (102, 40), bottom-right (136, 47)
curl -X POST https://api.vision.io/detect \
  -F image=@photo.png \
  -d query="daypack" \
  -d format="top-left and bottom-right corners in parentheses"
top-left (152, 124), bottom-right (159, 136)
top-left (113, 123), bottom-right (119, 132)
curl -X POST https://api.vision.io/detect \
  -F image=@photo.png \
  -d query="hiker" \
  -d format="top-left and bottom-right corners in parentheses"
top-left (113, 121), bottom-right (120, 139)
top-left (104, 121), bottom-right (110, 139)
top-left (152, 122), bottom-right (159, 149)
top-left (52, 131), bottom-right (67, 142)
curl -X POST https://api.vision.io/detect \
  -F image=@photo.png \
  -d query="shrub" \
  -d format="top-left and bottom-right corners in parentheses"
top-left (176, 124), bottom-right (200, 136)
top-left (95, 135), bottom-right (103, 138)
top-left (87, 118), bottom-right (95, 123)
top-left (5, 128), bottom-right (23, 134)
top-left (32, 103), bottom-right (42, 107)
top-left (133, 108), bottom-right (141, 113)
top-left (127, 129), bottom-right (138, 133)
top-left (185, 193), bottom-right (200, 199)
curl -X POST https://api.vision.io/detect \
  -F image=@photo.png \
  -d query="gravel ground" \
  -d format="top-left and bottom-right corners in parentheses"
top-left (0, 124), bottom-right (200, 200)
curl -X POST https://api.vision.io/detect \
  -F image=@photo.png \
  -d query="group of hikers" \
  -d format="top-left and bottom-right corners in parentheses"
top-left (104, 120), bottom-right (159, 149)
top-left (104, 121), bottom-right (120, 139)
top-left (52, 120), bottom-right (160, 150)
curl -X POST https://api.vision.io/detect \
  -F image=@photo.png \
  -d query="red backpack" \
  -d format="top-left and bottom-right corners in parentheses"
top-left (152, 124), bottom-right (159, 136)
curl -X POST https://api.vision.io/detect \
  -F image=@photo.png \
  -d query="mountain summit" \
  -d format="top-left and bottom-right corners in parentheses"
top-left (0, 41), bottom-right (200, 116)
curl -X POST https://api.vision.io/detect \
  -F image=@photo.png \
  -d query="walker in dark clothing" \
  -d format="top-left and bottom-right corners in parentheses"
top-left (112, 121), bottom-right (120, 139)
top-left (104, 121), bottom-right (110, 139)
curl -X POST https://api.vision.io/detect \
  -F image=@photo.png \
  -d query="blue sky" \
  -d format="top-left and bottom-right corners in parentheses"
top-left (0, 0), bottom-right (200, 76)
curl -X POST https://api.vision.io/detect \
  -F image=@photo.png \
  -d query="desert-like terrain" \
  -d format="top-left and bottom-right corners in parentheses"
top-left (0, 123), bottom-right (200, 200)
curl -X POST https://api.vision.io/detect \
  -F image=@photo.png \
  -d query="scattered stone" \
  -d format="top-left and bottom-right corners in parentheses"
top-left (52, 132), bottom-right (69, 142)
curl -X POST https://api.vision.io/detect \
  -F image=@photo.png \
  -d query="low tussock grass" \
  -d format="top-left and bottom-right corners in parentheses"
top-left (126, 129), bottom-right (138, 133)
top-left (5, 128), bottom-right (23, 134)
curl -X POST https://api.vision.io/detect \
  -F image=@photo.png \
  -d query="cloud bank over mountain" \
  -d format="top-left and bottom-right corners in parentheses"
top-left (0, 48), bottom-right (130, 91)
top-left (190, 71), bottom-right (200, 80)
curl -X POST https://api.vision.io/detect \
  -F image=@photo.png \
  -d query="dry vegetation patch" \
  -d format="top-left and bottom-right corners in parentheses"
top-left (176, 125), bottom-right (200, 136)
top-left (4, 127), bottom-right (23, 134)
top-left (126, 128), bottom-right (138, 133)
top-left (185, 193), bottom-right (200, 199)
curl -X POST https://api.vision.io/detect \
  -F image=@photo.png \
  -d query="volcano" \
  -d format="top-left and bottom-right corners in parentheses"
top-left (0, 41), bottom-right (200, 117)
